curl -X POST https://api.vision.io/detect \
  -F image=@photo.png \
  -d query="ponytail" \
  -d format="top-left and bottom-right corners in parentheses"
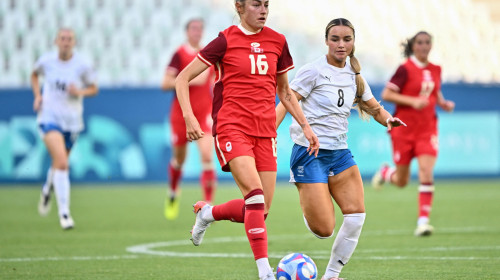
top-left (350, 47), bottom-right (381, 119)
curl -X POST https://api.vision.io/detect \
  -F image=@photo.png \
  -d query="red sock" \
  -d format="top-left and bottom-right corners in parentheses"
top-left (244, 189), bottom-right (267, 260)
top-left (201, 169), bottom-right (217, 203)
top-left (168, 163), bottom-right (182, 194)
top-left (418, 183), bottom-right (434, 218)
top-left (212, 199), bottom-right (245, 223)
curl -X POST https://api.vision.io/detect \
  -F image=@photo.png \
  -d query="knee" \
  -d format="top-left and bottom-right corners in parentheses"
top-left (304, 216), bottom-right (334, 239)
top-left (394, 177), bottom-right (409, 188)
top-left (52, 158), bottom-right (69, 170)
top-left (311, 226), bottom-right (335, 239)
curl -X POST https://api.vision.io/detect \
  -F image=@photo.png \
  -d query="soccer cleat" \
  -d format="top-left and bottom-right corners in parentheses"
top-left (59, 214), bottom-right (74, 230)
top-left (164, 196), bottom-right (180, 220)
top-left (371, 164), bottom-right (389, 190)
top-left (190, 201), bottom-right (212, 246)
top-left (260, 272), bottom-right (276, 280)
top-left (414, 223), bottom-right (434, 236)
top-left (321, 277), bottom-right (345, 280)
top-left (38, 191), bottom-right (51, 217)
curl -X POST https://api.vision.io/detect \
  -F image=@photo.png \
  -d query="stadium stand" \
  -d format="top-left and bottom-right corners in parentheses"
top-left (0, 0), bottom-right (498, 87)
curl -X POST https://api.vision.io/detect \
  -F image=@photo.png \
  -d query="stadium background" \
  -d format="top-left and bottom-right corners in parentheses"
top-left (0, 0), bottom-right (499, 183)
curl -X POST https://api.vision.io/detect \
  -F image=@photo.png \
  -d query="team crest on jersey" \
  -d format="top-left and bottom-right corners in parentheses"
top-left (297, 166), bottom-right (304, 176)
top-left (250, 42), bottom-right (264, 53)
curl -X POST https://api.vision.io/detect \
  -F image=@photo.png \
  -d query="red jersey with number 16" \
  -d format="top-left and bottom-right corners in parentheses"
top-left (198, 25), bottom-right (294, 137)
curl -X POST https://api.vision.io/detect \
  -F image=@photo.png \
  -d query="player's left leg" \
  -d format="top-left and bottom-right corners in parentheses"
top-left (415, 154), bottom-right (437, 236)
top-left (323, 164), bottom-right (366, 279)
top-left (197, 135), bottom-right (217, 204)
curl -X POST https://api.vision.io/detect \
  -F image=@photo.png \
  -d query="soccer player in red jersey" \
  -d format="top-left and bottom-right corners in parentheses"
top-left (371, 31), bottom-right (455, 236)
top-left (175, 1), bottom-right (319, 279)
top-left (161, 18), bottom-right (217, 220)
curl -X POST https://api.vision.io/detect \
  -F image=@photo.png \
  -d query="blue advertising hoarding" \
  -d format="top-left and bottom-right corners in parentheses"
top-left (0, 85), bottom-right (499, 183)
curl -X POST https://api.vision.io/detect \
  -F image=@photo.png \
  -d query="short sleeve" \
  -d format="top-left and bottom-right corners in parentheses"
top-left (276, 40), bottom-right (294, 74)
top-left (81, 64), bottom-right (97, 86)
top-left (198, 33), bottom-right (227, 66)
top-left (361, 77), bottom-right (374, 101)
top-left (290, 63), bottom-right (317, 98)
top-left (167, 51), bottom-right (181, 74)
top-left (33, 56), bottom-right (46, 75)
top-left (387, 65), bottom-right (407, 92)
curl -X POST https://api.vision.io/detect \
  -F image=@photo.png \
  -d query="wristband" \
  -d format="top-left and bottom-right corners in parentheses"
top-left (386, 117), bottom-right (391, 124)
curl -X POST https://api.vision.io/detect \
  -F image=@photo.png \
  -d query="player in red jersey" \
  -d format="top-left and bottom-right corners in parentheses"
top-left (371, 31), bottom-right (455, 236)
top-left (175, 1), bottom-right (319, 279)
top-left (161, 18), bottom-right (217, 220)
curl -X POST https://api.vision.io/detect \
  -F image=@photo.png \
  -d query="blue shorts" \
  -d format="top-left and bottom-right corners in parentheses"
top-left (289, 144), bottom-right (356, 183)
top-left (38, 123), bottom-right (79, 150)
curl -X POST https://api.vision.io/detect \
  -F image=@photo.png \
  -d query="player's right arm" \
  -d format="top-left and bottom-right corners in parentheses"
top-left (161, 68), bottom-right (178, 91)
top-left (381, 65), bottom-right (429, 110)
top-left (175, 58), bottom-right (209, 141)
top-left (31, 70), bottom-right (42, 112)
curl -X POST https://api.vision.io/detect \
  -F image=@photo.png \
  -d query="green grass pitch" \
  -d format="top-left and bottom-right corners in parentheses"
top-left (1, 179), bottom-right (499, 279)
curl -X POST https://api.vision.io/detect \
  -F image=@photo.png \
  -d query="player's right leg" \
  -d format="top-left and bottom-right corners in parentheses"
top-left (164, 127), bottom-right (187, 220)
top-left (197, 134), bottom-right (217, 204)
top-left (43, 129), bottom-right (73, 229)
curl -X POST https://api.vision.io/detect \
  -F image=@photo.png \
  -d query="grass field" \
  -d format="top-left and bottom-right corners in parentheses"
top-left (1, 179), bottom-right (499, 279)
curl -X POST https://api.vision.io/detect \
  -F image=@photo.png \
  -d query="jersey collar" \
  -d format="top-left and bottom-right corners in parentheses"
top-left (410, 55), bottom-right (428, 68)
top-left (237, 24), bottom-right (262, 35)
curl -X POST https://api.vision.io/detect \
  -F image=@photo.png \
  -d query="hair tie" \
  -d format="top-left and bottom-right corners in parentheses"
top-left (355, 73), bottom-right (360, 75)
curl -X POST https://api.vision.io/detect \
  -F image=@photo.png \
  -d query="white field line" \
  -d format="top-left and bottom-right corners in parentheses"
top-left (1, 227), bottom-right (499, 263)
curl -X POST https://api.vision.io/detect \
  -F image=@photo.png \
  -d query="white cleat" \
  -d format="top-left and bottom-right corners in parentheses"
top-left (190, 201), bottom-right (212, 246)
top-left (371, 164), bottom-right (389, 190)
top-left (414, 223), bottom-right (434, 237)
top-left (321, 277), bottom-right (345, 280)
top-left (38, 191), bottom-right (51, 217)
top-left (60, 214), bottom-right (75, 230)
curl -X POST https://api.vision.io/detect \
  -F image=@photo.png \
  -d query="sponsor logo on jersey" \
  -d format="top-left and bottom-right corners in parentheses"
top-left (248, 228), bottom-right (265, 234)
top-left (324, 75), bottom-right (332, 82)
top-left (225, 141), bottom-right (232, 152)
top-left (250, 42), bottom-right (264, 53)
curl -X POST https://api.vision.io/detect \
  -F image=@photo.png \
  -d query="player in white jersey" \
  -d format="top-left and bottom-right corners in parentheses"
top-left (31, 28), bottom-right (98, 230)
top-left (276, 18), bottom-right (405, 280)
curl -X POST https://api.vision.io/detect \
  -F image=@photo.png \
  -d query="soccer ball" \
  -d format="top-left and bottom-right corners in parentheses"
top-left (276, 253), bottom-right (318, 280)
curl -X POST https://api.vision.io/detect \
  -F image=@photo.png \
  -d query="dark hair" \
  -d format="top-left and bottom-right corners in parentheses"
top-left (185, 18), bottom-right (204, 31)
top-left (325, 18), bottom-right (380, 119)
top-left (402, 31), bottom-right (432, 58)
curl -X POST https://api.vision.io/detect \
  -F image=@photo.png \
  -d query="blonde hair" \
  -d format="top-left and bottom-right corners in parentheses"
top-left (325, 18), bottom-right (380, 119)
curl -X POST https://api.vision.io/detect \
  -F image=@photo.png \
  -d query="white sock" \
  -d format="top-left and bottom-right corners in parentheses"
top-left (53, 169), bottom-right (71, 217)
top-left (256, 257), bottom-right (272, 279)
top-left (324, 213), bottom-right (366, 278)
top-left (42, 168), bottom-right (54, 195)
top-left (201, 205), bottom-right (215, 222)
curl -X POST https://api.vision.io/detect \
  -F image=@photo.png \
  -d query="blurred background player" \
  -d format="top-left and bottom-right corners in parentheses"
top-left (371, 31), bottom-right (455, 236)
top-left (276, 18), bottom-right (405, 280)
top-left (174, 1), bottom-right (319, 279)
top-left (33, 28), bottom-right (99, 229)
top-left (161, 18), bottom-right (217, 220)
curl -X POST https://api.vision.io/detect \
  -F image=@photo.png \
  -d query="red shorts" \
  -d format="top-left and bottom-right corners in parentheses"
top-left (170, 109), bottom-right (212, 146)
top-left (391, 133), bottom-right (438, 165)
top-left (214, 129), bottom-right (277, 172)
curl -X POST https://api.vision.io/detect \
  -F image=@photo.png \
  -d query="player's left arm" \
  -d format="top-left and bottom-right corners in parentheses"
top-left (365, 97), bottom-right (406, 131)
top-left (68, 83), bottom-right (98, 97)
top-left (437, 90), bottom-right (455, 112)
